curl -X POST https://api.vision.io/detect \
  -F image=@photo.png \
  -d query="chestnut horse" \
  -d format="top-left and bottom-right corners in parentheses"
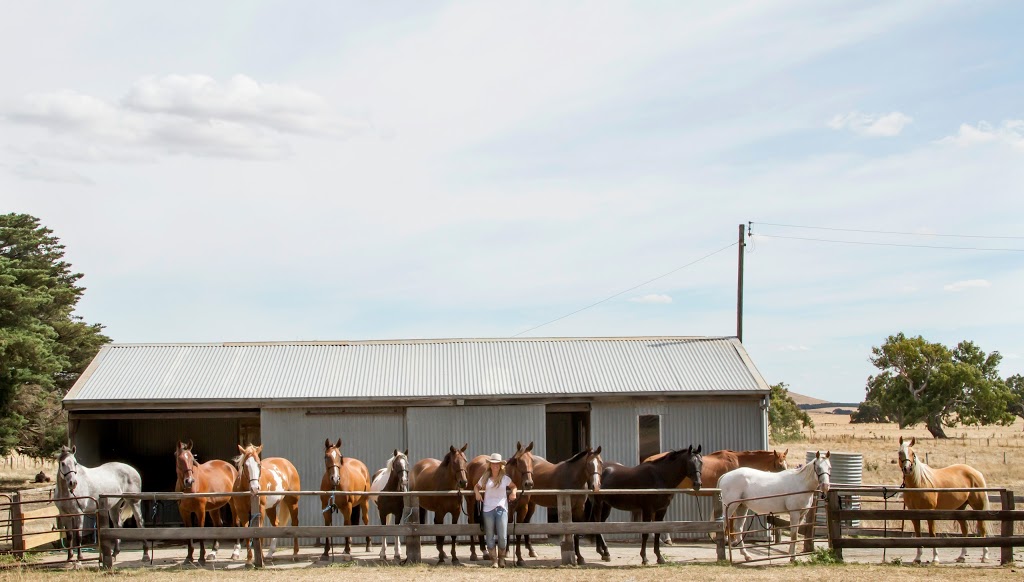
top-left (465, 441), bottom-right (537, 561)
top-left (409, 443), bottom-right (470, 565)
top-left (229, 445), bottom-right (301, 563)
top-left (898, 436), bottom-right (990, 563)
top-left (320, 438), bottom-right (371, 560)
top-left (644, 448), bottom-right (789, 543)
top-left (508, 446), bottom-right (603, 566)
top-left (369, 449), bottom-right (411, 561)
top-left (593, 445), bottom-right (703, 565)
top-left (174, 441), bottom-right (237, 564)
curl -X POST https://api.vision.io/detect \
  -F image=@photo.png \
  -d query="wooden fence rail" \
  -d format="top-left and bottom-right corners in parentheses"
top-left (97, 489), bottom-right (725, 569)
top-left (825, 486), bottom-right (1019, 565)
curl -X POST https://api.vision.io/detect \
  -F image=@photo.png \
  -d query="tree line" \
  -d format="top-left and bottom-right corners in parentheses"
top-left (0, 213), bottom-right (109, 457)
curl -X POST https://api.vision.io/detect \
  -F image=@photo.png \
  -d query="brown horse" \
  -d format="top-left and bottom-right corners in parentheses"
top-left (644, 448), bottom-right (789, 543)
top-left (507, 446), bottom-right (603, 566)
top-left (465, 441), bottom-right (536, 561)
top-left (594, 445), bottom-right (703, 565)
top-left (229, 445), bottom-right (301, 563)
top-left (898, 436), bottom-right (990, 564)
top-left (174, 441), bottom-right (237, 564)
top-left (409, 443), bottom-right (470, 565)
top-left (319, 438), bottom-right (371, 560)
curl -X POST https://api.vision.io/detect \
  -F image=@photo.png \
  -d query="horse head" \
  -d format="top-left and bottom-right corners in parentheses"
top-left (236, 444), bottom-right (264, 494)
top-left (586, 446), bottom-right (604, 492)
top-left (175, 440), bottom-right (198, 491)
top-left (670, 445), bottom-right (703, 491)
top-left (444, 443), bottom-right (469, 489)
top-left (898, 436), bottom-right (917, 477)
top-left (813, 450), bottom-right (832, 493)
top-left (391, 448), bottom-right (410, 491)
top-left (58, 445), bottom-right (79, 493)
top-left (324, 438), bottom-right (343, 488)
top-left (773, 448), bottom-right (790, 471)
top-left (507, 441), bottom-right (536, 490)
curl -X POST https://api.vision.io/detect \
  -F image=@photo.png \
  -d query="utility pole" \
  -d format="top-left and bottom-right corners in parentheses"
top-left (737, 223), bottom-right (745, 342)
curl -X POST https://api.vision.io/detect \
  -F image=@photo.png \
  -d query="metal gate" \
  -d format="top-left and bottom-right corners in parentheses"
top-left (724, 490), bottom-right (827, 563)
top-left (1, 491), bottom-right (99, 568)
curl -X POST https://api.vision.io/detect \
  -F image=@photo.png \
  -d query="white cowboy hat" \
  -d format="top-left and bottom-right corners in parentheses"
top-left (487, 453), bottom-right (505, 464)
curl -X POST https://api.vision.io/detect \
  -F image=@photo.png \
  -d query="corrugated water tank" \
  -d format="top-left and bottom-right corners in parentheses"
top-left (806, 450), bottom-right (862, 527)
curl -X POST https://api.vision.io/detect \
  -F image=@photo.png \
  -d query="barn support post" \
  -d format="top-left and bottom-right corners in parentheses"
top-left (826, 490), bottom-right (843, 562)
top-left (406, 495), bottom-right (421, 564)
top-left (557, 493), bottom-right (574, 565)
top-left (1000, 489), bottom-right (1015, 565)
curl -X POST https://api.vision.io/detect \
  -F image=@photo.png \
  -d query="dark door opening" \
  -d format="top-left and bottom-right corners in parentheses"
top-left (545, 407), bottom-right (590, 523)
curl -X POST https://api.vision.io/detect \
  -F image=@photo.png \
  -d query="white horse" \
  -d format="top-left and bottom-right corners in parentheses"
top-left (720, 451), bottom-right (831, 562)
top-left (369, 450), bottom-right (413, 561)
top-left (55, 445), bottom-right (150, 564)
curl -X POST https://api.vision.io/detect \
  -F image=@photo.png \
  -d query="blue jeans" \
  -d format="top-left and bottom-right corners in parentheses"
top-left (481, 507), bottom-right (508, 550)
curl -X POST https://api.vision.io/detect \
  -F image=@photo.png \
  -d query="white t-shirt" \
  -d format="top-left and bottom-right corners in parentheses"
top-left (477, 474), bottom-right (512, 512)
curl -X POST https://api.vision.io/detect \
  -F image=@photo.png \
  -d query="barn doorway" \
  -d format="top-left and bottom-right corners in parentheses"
top-left (545, 404), bottom-right (590, 523)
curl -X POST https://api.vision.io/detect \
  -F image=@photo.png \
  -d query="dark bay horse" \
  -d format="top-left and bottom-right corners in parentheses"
top-left (508, 446), bottom-right (602, 566)
top-left (465, 441), bottom-right (536, 561)
top-left (899, 436), bottom-right (990, 563)
top-left (174, 440), bottom-right (237, 564)
top-left (319, 438), bottom-right (371, 560)
top-left (594, 445), bottom-right (703, 565)
top-left (409, 443), bottom-right (470, 565)
top-left (644, 448), bottom-right (788, 543)
top-left (229, 445), bottom-right (301, 563)
top-left (369, 449), bottom-right (411, 561)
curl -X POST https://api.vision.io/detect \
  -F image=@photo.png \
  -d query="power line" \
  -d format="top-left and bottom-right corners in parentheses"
top-left (512, 241), bottom-right (738, 337)
top-left (753, 233), bottom-right (1024, 252)
top-left (752, 221), bottom-right (1024, 240)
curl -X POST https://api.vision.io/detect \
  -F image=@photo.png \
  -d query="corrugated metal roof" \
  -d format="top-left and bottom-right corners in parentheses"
top-left (64, 336), bottom-right (769, 408)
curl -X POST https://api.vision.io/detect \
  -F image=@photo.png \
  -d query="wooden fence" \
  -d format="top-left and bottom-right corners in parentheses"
top-left (825, 486), bottom-right (1022, 565)
top-left (98, 488), bottom-right (726, 568)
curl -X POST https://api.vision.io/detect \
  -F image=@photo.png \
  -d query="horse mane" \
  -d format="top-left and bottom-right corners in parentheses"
top-left (909, 458), bottom-right (935, 487)
top-left (563, 449), bottom-right (590, 465)
top-left (233, 445), bottom-right (259, 470)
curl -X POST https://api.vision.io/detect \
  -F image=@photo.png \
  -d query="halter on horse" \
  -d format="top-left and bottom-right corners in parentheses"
top-left (370, 449), bottom-right (412, 561)
top-left (319, 438), bottom-right (371, 560)
top-left (174, 440), bottom-right (237, 564)
top-left (229, 444), bottom-right (301, 564)
top-left (409, 443), bottom-right (470, 565)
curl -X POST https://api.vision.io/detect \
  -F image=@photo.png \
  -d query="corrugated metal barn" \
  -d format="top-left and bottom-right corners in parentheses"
top-left (63, 336), bottom-right (770, 537)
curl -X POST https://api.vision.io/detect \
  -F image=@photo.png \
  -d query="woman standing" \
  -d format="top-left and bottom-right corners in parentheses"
top-left (474, 453), bottom-right (518, 567)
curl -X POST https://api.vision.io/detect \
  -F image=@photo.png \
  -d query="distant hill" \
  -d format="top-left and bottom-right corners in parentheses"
top-left (786, 390), bottom-right (828, 406)
top-left (786, 389), bottom-right (859, 411)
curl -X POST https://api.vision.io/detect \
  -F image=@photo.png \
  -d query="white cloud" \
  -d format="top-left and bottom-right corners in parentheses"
top-left (777, 345), bottom-right (811, 352)
top-left (628, 294), bottom-right (673, 304)
top-left (943, 279), bottom-right (992, 292)
top-left (9, 158), bottom-right (93, 185)
top-left (1, 76), bottom-right (369, 163)
top-left (827, 111), bottom-right (913, 137)
top-left (938, 120), bottom-right (1024, 151)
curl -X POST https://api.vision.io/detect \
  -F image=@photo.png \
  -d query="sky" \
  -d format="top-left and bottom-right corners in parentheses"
top-left (2, 1), bottom-right (1023, 403)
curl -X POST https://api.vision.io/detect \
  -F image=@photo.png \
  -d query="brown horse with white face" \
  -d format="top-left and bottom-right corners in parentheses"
top-left (509, 446), bottom-right (603, 566)
top-left (174, 440), bottom-right (237, 564)
top-left (229, 445), bottom-right (301, 564)
top-left (898, 436), bottom-right (990, 564)
top-left (410, 443), bottom-right (470, 565)
top-left (319, 438), bottom-right (371, 560)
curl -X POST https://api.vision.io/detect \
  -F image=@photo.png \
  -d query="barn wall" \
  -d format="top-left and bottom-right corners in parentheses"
top-left (591, 397), bottom-right (767, 537)
top-left (260, 408), bottom-right (406, 542)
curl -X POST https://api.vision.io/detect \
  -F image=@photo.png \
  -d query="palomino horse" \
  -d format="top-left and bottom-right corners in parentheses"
top-left (409, 443), bottom-right (470, 565)
top-left (720, 450), bottom-right (831, 562)
top-left (644, 448), bottom-right (789, 543)
top-left (593, 445), bottom-right (703, 565)
top-left (55, 445), bottom-right (150, 563)
top-left (898, 436), bottom-right (990, 563)
top-left (174, 440), bottom-right (237, 564)
top-left (319, 438), bottom-right (371, 560)
top-left (369, 449), bottom-right (412, 561)
top-left (229, 445), bottom-right (301, 563)
top-left (465, 441), bottom-right (536, 561)
top-left (508, 446), bottom-right (603, 566)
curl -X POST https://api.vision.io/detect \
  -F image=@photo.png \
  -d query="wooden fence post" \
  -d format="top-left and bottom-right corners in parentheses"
top-left (406, 495), bottom-right (421, 564)
top-left (714, 490), bottom-right (726, 561)
top-left (11, 492), bottom-right (24, 560)
top-left (557, 493), bottom-right (574, 565)
top-left (98, 506), bottom-right (114, 569)
top-left (1000, 489), bottom-right (1014, 566)
top-left (802, 497), bottom-right (817, 553)
top-left (826, 490), bottom-right (843, 562)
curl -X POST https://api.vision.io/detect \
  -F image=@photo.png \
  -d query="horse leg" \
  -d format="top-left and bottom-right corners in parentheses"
top-left (523, 502), bottom-right (537, 558)
top-left (976, 497), bottom-right (990, 563)
top-left (596, 501), bottom-right (612, 561)
top-left (320, 502), bottom-right (333, 561)
top-left (394, 511), bottom-right (404, 561)
top-left (927, 519), bottom-right (938, 563)
top-left (195, 501), bottom-right (208, 565)
top-left (207, 507), bottom-right (224, 562)
top-left (285, 496), bottom-right (299, 556)
top-left (788, 509), bottom-right (802, 562)
top-left (654, 507), bottom-right (668, 564)
top-left (178, 505), bottom-right (195, 564)
top-left (468, 501), bottom-right (480, 561)
top-left (109, 504), bottom-right (123, 559)
top-left (434, 512), bottom-right (447, 565)
top-left (639, 508), bottom-right (651, 566)
top-left (362, 501), bottom-right (371, 553)
top-left (727, 503), bottom-right (751, 561)
top-left (342, 506), bottom-right (353, 555)
top-left (265, 505), bottom-right (279, 559)
top-left (378, 510), bottom-right (389, 560)
top-left (955, 517), bottom-right (970, 563)
top-left (126, 497), bottom-right (149, 562)
top-left (449, 511), bottom-right (461, 566)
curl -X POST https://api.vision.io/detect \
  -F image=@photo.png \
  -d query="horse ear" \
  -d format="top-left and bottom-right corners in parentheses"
top-left (461, 443), bottom-right (468, 452)
top-left (449, 445), bottom-right (456, 454)
top-left (696, 444), bottom-right (702, 454)
top-left (70, 445), bottom-right (76, 455)
top-left (517, 441), bottom-right (523, 451)
top-left (336, 438), bottom-right (342, 449)
top-left (593, 446), bottom-right (602, 455)
top-left (899, 436), bottom-right (904, 445)
top-left (909, 437), bottom-right (916, 447)
top-left (687, 445), bottom-right (693, 454)
top-left (256, 444), bottom-right (263, 455)
top-left (783, 448), bottom-right (789, 457)
top-left (815, 450), bottom-right (821, 459)
top-left (403, 448), bottom-right (409, 456)
top-left (325, 439), bottom-right (331, 449)
top-left (525, 441), bottom-right (534, 453)
top-left (394, 449), bottom-right (399, 458)
top-left (187, 440), bottom-right (193, 451)
top-left (238, 444), bottom-right (245, 454)
top-left (825, 451), bottom-right (831, 459)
